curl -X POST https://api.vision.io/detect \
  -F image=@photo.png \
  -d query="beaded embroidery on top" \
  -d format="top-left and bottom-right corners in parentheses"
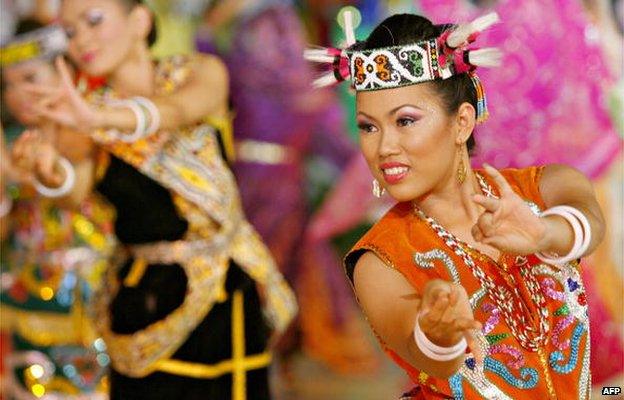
top-left (413, 173), bottom-right (550, 352)
top-left (410, 170), bottom-right (591, 398)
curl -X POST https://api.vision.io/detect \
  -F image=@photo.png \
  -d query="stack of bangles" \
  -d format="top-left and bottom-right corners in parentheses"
top-left (414, 312), bottom-right (468, 361)
top-left (33, 156), bottom-right (76, 198)
top-left (536, 206), bottom-right (592, 265)
top-left (104, 96), bottom-right (161, 143)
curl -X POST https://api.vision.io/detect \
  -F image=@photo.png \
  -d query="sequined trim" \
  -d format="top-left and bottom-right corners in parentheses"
top-left (450, 331), bottom-right (515, 400)
top-left (578, 332), bottom-right (591, 400)
top-left (551, 315), bottom-right (575, 351)
top-left (489, 344), bottom-right (525, 370)
top-left (413, 249), bottom-right (460, 284)
top-left (534, 264), bottom-right (588, 324)
top-left (469, 288), bottom-right (487, 310)
top-left (481, 303), bottom-right (500, 334)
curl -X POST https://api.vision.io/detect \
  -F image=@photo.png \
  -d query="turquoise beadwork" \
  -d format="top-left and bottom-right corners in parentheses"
top-left (549, 323), bottom-right (585, 374)
top-left (449, 373), bottom-right (464, 399)
top-left (485, 357), bottom-right (539, 389)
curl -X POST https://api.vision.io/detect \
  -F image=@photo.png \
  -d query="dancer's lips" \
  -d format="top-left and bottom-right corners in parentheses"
top-left (380, 162), bottom-right (410, 184)
top-left (80, 51), bottom-right (96, 63)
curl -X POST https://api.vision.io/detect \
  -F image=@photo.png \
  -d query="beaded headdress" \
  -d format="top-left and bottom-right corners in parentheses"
top-left (304, 11), bottom-right (502, 123)
top-left (0, 25), bottom-right (67, 67)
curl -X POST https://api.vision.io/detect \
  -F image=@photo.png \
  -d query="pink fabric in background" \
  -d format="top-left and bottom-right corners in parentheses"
top-left (419, 0), bottom-right (622, 179)
top-left (420, 0), bottom-right (624, 384)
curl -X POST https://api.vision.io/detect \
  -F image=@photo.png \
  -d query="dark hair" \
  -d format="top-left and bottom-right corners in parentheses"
top-left (117, 0), bottom-right (157, 46)
top-left (15, 19), bottom-right (46, 35)
top-left (364, 14), bottom-right (477, 153)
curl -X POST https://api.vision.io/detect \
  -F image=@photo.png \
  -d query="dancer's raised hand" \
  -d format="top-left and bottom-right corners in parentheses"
top-left (27, 57), bottom-right (99, 133)
top-left (472, 164), bottom-right (549, 255)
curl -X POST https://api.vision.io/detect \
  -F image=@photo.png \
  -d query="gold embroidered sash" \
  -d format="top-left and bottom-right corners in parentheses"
top-left (85, 55), bottom-right (297, 377)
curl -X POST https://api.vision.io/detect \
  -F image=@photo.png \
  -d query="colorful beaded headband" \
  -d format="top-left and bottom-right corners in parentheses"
top-left (0, 25), bottom-right (67, 67)
top-left (304, 11), bottom-right (502, 123)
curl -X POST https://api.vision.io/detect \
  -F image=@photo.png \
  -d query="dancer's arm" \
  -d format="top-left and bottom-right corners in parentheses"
top-left (471, 164), bottom-right (605, 260)
top-left (538, 164), bottom-right (605, 255)
top-left (30, 55), bottom-right (229, 135)
top-left (353, 252), bottom-right (482, 379)
top-left (10, 130), bottom-right (96, 208)
top-left (94, 54), bottom-right (229, 131)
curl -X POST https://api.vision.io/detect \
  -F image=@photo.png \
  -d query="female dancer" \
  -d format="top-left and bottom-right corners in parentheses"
top-left (1, 21), bottom-right (115, 399)
top-left (13, 0), bottom-right (296, 398)
top-left (307, 11), bottom-right (605, 399)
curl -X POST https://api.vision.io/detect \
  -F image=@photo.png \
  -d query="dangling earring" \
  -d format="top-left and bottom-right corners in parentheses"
top-left (372, 179), bottom-right (385, 198)
top-left (457, 150), bottom-right (467, 185)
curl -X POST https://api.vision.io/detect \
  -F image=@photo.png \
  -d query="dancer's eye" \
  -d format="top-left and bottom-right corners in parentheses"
top-left (358, 123), bottom-right (378, 133)
top-left (397, 117), bottom-right (416, 127)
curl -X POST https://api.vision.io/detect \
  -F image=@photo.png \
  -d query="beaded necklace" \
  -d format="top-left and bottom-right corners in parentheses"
top-left (413, 173), bottom-right (550, 351)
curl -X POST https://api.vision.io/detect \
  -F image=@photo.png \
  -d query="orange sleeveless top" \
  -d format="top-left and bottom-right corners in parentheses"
top-left (345, 167), bottom-right (591, 400)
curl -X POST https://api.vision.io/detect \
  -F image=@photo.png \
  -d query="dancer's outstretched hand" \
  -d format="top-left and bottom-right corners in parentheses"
top-left (471, 164), bottom-right (549, 255)
top-left (418, 279), bottom-right (483, 363)
top-left (26, 57), bottom-right (99, 133)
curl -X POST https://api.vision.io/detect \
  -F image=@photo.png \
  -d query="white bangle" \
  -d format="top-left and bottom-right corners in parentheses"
top-left (413, 312), bottom-right (467, 361)
top-left (0, 193), bottom-right (12, 217)
top-left (106, 98), bottom-right (147, 143)
top-left (537, 206), bottom-right (589, 265)
top-left (133, 96), bottom-right (161, 135)
top-left (558, 206), bottom-right (592, 257)
top-left (33, 157), bottom-right (76, 198)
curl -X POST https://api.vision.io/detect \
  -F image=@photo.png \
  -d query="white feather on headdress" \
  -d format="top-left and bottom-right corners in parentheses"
top-left (468, 48), bottom-right (503, 68)
top-left (446, 12), bottom-right (500, 48)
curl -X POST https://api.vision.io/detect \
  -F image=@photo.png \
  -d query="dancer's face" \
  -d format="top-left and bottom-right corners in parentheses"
top-left (60, 0), bottom-right (149, 77)
top-left (356, 83), bottom-right (460, 203)
top-left (3, 60), bottom-right (59, 125)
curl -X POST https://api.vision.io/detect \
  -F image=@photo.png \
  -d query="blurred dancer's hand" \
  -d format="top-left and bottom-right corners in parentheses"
top-left (26, 57), bottom-right (99, 133)
top-left (11, 129), bottom-right (64, 188)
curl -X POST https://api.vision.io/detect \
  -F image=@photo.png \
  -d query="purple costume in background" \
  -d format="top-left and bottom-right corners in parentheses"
top-left (197, 2), bottom-right (378, 372)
